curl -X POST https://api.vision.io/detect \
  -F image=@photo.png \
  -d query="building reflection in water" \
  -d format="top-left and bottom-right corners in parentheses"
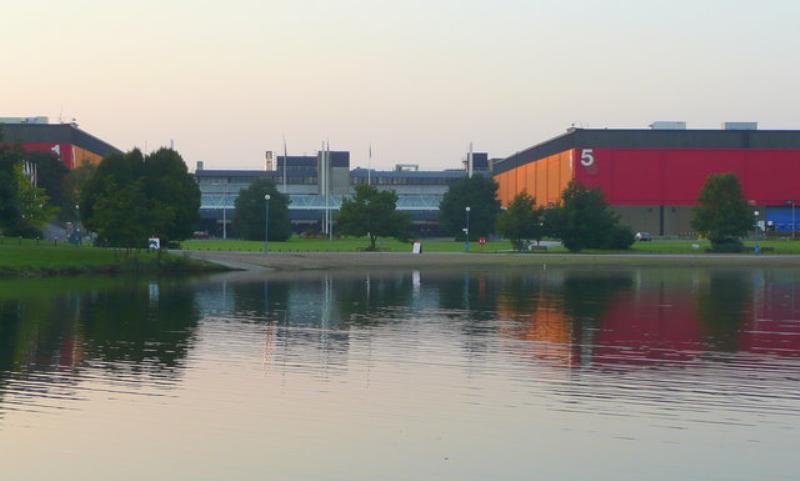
top-left (3, 267), bottom-right (800, 413)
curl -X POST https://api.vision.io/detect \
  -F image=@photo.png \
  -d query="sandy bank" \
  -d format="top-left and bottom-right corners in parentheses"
top-left (182, 250), bottom-right (800, 271)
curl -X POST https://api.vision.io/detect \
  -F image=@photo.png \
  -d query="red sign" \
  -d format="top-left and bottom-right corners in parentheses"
top-left (479, 237), bottom-right (487, 246)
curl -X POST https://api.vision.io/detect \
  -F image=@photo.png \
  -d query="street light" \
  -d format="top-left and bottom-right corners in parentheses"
top-left (464, 206), bottom-right (471, 251)
top-left (75, 204), bottom-right (81, 245)
top-left (264, 194), bottom-right (271, 254)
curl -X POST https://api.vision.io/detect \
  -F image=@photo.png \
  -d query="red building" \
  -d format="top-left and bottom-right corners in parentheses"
top-left (0, 121), bottom-right (119, 170)
top-left (494, 128), bottom-right (800, 235)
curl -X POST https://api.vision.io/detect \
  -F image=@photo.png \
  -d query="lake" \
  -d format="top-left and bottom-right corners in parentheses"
top-left (0, 267), bottom-right (798, 480)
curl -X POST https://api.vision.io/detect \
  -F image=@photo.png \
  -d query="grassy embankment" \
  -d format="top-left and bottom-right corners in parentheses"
top-left (182, 237), bottom-right (800, 255)
top-left (0, 237), bottom-right (223, 277)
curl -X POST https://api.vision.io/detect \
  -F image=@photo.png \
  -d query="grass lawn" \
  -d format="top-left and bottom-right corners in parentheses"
top-left (182, 236), bottom-right (800, 255)
top-left (0, 237), bottom-right (216, 276)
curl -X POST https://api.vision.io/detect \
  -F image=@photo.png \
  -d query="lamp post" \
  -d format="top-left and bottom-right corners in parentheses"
top-left (464, 206), bottom-right (471, 251)
top-left (75, 204), bottom-right (81, 245)
top-left (264, 194), bottom-right (271, 254)
top-left (754, 210), bottom-right (760, 239)
top-left (222, 182), bottom-right (228, 240)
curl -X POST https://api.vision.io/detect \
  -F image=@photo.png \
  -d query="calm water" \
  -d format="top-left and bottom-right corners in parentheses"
top-left (0, 267), bottom-right (798, 480)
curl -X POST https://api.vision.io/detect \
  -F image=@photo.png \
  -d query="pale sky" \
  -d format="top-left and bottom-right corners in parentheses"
top-left (3, 0), bottom-right (799, 170)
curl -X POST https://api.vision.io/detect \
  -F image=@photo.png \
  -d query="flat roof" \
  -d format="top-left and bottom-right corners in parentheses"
top-left (494, 128), bottom-right (800, 174)
top-left (195, 170), bottom-right (277, 178)
top-left (197, 167), bottom-right (469, 179)
top-left (350, 167), bottom-right (467, 179)
top-left (0, 123), bottom-right (120, 156)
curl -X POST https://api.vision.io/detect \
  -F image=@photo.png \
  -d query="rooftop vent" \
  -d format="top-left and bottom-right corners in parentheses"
top-left (265, 151), bottom-right (274, 171)
top-left (196, 161), bottom-right (204, 172)
top-left (722, 122), bottom-right (758, 131)
top-left (395, 164), bottom-right (419, 172)
top-left (650, 121), bottom-right (687, 130)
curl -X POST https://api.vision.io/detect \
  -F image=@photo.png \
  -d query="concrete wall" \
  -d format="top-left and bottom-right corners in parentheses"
top-left (612, 205), bottom-right (696, 236)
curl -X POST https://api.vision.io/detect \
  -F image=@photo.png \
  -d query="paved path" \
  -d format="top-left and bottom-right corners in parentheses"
top-left (182, 250), bottom-right (800, 272)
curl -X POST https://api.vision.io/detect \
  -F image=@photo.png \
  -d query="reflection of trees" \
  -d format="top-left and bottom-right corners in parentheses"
top-left (335, 273), bottom-right (414, 325)
top-left (495, 270), bottom-right (633, 366)
top-left (0, 279), bottom-right (200, 415)
top-left (696, 271), bottom-right (751, 352)
top-left (80, 283), bottom-right (200, 369)
top-left (559, 272), bottom-right (634, 323)
top-left (230, 280), bottom-right (290, 321)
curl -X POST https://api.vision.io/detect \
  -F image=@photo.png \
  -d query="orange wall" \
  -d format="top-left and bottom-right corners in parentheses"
top-left (73, 146), bottom-right (103, 168)
top-left (494, 149), bottom-right (574, 207)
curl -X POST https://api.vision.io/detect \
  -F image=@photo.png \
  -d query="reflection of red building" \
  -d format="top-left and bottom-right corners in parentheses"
top-left (1, 122), bottom-right (119, 169)
top-left (594, 290), bottom-right (707, 364)
top-left (498, 294), bottom-right (579, 366)
top-left (501, 275), bottom-right (800, 367)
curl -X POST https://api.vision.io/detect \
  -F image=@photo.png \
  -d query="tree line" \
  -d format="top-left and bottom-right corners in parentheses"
top-left (1, 127), bottom-right (754, 252)
top-left (218, 170), bottom-right (756, 252)
top-left (0, 129), bottom-right (200, 248)
top-left (0, 129), bottom-right (96, 237)
top-left (436, 172), bottom-right (754, 252)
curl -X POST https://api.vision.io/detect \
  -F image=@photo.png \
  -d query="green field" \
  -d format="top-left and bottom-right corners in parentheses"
top-left (0, 237), bottom-right (216, 276)
top-left (182, 236), bottom-right (800, 255)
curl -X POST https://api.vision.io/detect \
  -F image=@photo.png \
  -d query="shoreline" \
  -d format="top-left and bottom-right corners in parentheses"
top-left (183, 250), bottom-right (800, 271)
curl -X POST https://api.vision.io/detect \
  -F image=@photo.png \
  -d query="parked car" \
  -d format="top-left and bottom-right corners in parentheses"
top-left (635, 232), bottom-right (653, 241)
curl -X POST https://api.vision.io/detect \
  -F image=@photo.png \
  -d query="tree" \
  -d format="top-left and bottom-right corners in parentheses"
top-left (27, 150), bottom-right (69, 218)
top-left (691, 173), bottom-right (752, 251)
top-left (553, 181), bottom-right (634, 252)
top-left (496, 192), bottom-right (545, 251)
top-left (232, 178), bottom-right (291, 241)
top-left (0, 145), bottom-right (23, 234)
top-left (142, 148), bottom-right (202, 242)
top-left (439, 174), bottom-right (501, 240)
top-left (336, 184), bottom-right (411, 250)
top-left (81, 148), bottom-right (201, 247)
top-left (63, 162), bottom-right (97, 217)
top-left (0, 144), bottom-right (56, 237)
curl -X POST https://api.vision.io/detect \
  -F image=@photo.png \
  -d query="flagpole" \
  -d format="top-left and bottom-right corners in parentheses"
top-left (368, 143), bottom-right (372, 186)
top-left (282, 134), bottom-right (288, 194)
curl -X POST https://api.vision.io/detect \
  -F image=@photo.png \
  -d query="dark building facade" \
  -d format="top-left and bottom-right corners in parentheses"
top-left (0, 122), bottom-right (120, 169)
top-left (494, 128), bottom-right (800, 235)
top-left (196, 151), bottom-right (491, 237)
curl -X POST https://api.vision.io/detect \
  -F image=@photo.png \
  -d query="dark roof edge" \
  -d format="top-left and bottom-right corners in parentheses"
top-left (493, 128), bottom-right (800, 175)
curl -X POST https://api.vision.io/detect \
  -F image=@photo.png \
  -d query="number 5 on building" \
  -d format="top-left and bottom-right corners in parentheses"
top-left (580, 149), bottom-right (595, 167)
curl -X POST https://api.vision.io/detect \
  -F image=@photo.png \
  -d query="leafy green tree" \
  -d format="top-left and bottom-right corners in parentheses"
top-left (63, 162), bottom-right (97, 217)
top-left (143, 148), bottom-right (201, 242)
top-left (553, 181), bottom-right (634, 252)
top-left (336, 184), bottom-right (411, 250)
top-left (27, 150), bottom-right (69, 218)
top-left (0, 145), bottom-right (23, 234)
top-left (496, 192), bottom-right (545, 251)
top-left (232, 178), bottom-right (291, 241)
top-left (691, 173), bottom-right (752, 251)
top-left (439, 175), bottom-right (501, 240)
top-left (0, 144), bottom-right (56, 237)
top-left (86, 179), bottom-right (152, 247)
top-left (81, 148), bottom-right (200, 247)
top-left (14, 163), bottom-right (57, 233)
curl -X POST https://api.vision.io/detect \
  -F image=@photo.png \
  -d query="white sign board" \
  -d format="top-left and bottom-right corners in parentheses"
top-left (148, 237), bottom-right (161, 250)
top-left (411, 242), bottom-right (423, 254)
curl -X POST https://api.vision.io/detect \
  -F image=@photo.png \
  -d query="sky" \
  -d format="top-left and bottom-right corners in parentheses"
top-left (3, 0), bottom-right (799, 170)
